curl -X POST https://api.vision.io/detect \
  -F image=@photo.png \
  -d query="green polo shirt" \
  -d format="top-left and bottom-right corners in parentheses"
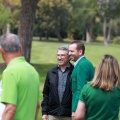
top-left (1, 57), bottom-right (40, 120)
top-left (79, 84), bottom-right (120, 120)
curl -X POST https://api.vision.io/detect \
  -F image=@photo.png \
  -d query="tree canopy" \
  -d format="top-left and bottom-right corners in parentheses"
top-left (1, 0), bottom-right (120, 61)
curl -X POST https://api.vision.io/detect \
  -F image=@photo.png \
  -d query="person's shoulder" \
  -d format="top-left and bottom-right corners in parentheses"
top-left (82, 57), bottom-right (94, 66)
top-left (48, 66), bottom-right (58, 73)
top-left (84, 83), bottom-right (91, 88)
top-left (78, 57), bottom-right (93, 66)
top-left (82, 83), bottom-right (93, 92)
top-left (83, 57), bottom-right (92, 63)
top-left (69, 62), bottom-right (74, 69)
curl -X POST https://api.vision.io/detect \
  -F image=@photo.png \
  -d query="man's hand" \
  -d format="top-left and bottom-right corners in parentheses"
top-left (42, 114), bottom-right (48, 120)
top-left (72, 112), bottom-right (75, 120)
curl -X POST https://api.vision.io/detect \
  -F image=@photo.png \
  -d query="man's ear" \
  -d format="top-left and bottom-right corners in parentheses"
top-left (0, 46), bottom-right (5, 54)
top-left (79, 50), bottom-right (83, 56)
top-left (20, 45), bottom-right (22, 54)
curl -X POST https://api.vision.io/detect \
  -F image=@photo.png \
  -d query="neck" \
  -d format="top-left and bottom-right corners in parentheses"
top-left (60, 63), bottom-right (69, 72)
top-left (4, 52), bottom-right (21, 65)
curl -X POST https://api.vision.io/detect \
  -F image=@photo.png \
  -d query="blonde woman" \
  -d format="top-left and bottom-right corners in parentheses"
top-left (75, 54), bottom-right (120, 120)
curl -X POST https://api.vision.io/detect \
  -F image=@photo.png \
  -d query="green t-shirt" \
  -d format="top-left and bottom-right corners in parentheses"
top-left (79, 84), bottom-right (120, 120)
top-left (1, 57), bottom-right (40, 120)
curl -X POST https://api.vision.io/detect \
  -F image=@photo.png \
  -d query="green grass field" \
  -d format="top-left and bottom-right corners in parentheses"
top-left (0, 39), bottom-right (120, 119)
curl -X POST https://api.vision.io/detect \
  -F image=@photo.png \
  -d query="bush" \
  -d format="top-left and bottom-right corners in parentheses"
top-left (113, 36), bottom-right (120, 44)
top-left (95, 36), bottom-right (103, 42)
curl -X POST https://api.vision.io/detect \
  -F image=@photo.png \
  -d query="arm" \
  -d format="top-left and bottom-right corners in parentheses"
top-left (71, 112), bottom-right (75, 120)
top-left (72, 63), bottom-right (90, 112)
top-left (35, 102), bottom-right (40, 120)
top-left (75, 101), bottom-right (86, 120)
top-left (2, 104), bottom-right (16, 120)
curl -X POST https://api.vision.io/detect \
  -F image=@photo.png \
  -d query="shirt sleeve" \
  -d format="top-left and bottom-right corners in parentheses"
top-left (79, 84), bottom-right (88, 103)
top-left (1, 70), bottom-right (17, 105)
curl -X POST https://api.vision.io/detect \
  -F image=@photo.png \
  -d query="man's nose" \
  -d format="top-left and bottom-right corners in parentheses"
top-left (69, 51), bottom-right (71, 55)
top-left (57, 55), bottom-right (62, 59)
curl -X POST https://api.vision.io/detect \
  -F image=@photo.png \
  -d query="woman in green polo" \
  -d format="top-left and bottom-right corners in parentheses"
top-left (75, 54), bottom-right (120, 120)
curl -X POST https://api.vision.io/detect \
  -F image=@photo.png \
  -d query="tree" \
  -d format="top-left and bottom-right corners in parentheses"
top-left (68, 0), bottom-right (98, 42)
top-left (0, 3), bottom-right (12, 34)
top-left (1, 0), bottom-right (21, 34)
top-left (18, 0), bottom-right (38, 62)
top-left (96, 0), bottom-right (120, 46)
top-left (35, 0), bottom-right (72, 41)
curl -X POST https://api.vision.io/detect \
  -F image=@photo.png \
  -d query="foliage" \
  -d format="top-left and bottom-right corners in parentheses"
top-left (3, 0), bottom-right (21, 6)
top-left (0, 0), bottom-right (21, 33)
top-left (68, 0), bottom-right (98, 41)
top-left (95, 0), bottom-right (120, 46)
top-left (35, 0), bottom-right (73, 40)
top-left (0, 3), bottom-right (12, 29)
top-left (1, 0), bottom-right (120, 46)
top-left (10, 8), bottom-right (21, 30)
top-left (96, 0), bottom-right (120, 18)
top-left (113, 36), bottom-right (120, 44)
top-left (112, 18), bottom-right (120, 37)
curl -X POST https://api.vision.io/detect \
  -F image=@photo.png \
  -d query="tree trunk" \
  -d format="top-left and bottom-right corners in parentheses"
top-left (39, 29), bottom-right (43, 41)
top-left (2, 23), bottom-right (11, 35)
top-left (107, 19), bottom-right (112, 43)
top-left (86, 26), bottom-right (93, 43)
top-left (45, 31), bottom-right (49, 40)
top-left (18, 0), bottom-right (38, 63)
top-left (103, 17), bottom-right (112, 46)
top-left (39, 32), bottom-right (42, 41)
top-left (103, 17), bottom-right (109, 46)
top-left (6, 23), bottom-right (11, 34)
top-left (55, 28), bottom-right (63, 42)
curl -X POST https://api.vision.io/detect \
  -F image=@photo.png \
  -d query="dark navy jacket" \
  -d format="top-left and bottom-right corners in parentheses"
top-left (41, 63), bottom-right (74, 117)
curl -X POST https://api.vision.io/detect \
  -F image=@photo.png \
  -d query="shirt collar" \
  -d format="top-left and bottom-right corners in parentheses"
top-left (58, 63), bottom-right (71, 69)
top-left (7, 56), bottom-right (25, 67)
top-left (74, 56), bottom-right (84, 66)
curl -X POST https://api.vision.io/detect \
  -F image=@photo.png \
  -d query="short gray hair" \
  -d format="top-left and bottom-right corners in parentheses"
top-left (57, 45), bottom-right (69, 54)
top-left (0, 33), bottom-right (21, 53)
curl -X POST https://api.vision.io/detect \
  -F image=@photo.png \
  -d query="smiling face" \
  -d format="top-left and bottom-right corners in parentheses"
top-left (69, 43), bottom-right (83, 62)
top-left (57, 50), bottom-right (70, 66)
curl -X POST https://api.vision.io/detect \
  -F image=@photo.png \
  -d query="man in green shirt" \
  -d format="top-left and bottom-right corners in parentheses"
top-left (69, 41), bottom-right (94, 120)
top-left (0, 33), bottom-right (40, 120)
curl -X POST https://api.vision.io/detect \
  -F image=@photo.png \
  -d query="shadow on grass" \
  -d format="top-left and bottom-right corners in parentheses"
top-left (33, 39), bottom-right (72, 44)
top-left (33, 37), bottom-right (72, 43)
top-left (31, 63), bottom-right (56, 82)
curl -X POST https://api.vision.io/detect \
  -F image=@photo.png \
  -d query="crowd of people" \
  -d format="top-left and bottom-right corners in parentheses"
top-left (0, 33), bottom-right (120, 120)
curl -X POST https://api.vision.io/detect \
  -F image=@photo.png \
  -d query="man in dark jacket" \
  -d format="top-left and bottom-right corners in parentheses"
top-left (41, 45), bottom-right (74, 120)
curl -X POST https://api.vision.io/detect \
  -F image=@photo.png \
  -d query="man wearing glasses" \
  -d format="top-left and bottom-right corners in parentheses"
top-left (41, 45), bottom-right (74, 120)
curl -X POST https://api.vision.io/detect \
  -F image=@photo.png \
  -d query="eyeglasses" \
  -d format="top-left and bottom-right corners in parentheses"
top-left (57, 54), bottom-right (68, 58)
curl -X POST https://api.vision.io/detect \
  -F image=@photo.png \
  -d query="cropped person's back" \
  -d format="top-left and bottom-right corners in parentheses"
top-left (2, 57), bottom-right (40, 120)
top-left (80, 84), bottom-right (120, 120)
top-left (0, 33), bottom-right (40, 120)
top-left (75, 54), bottom-right (120, 120)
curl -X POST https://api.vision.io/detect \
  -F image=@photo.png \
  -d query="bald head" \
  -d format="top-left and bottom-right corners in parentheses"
top-left (0, 33), bottom-right (21, 53)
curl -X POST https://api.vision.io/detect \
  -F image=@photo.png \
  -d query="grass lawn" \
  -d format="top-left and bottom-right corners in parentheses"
top-left (0, 39), bottom-right (120, 119)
